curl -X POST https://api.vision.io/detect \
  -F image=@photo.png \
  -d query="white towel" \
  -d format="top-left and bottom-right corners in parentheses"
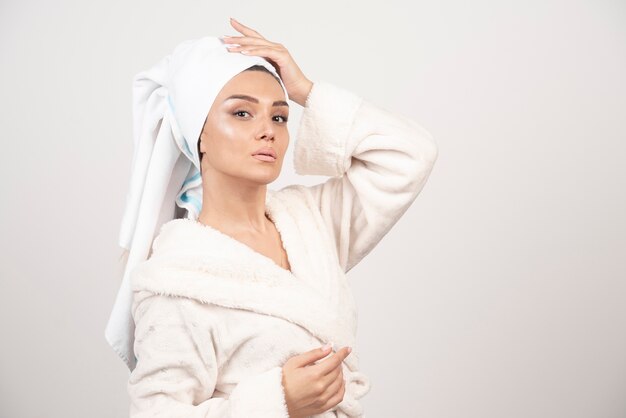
top-left (105, 36), bottom-right (289, 371)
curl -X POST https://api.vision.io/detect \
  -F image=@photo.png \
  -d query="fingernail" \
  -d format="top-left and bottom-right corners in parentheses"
top-left (322, 341), bottom-right (333, 351)
top-left (347, 347), bottom-right (352, 354)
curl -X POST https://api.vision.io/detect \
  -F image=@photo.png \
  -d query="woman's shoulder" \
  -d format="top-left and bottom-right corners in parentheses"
top-left (145, 217), bottom-right (223, 262)
top-left (268, 183), bottom-right (320, 213)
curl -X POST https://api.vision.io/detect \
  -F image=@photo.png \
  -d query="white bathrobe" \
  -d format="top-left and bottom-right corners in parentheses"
top-left (127, 80), bottom-right (438, 418)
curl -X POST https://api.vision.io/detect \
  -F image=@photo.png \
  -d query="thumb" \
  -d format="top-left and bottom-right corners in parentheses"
top-left (292, 342), bottom-right (334, 368)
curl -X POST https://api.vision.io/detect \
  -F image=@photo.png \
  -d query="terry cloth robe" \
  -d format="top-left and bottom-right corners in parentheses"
top-left (127, 80), bottom-right (438, 418)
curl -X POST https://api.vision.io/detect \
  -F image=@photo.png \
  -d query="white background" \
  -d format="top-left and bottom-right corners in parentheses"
top-left (0, 0), bottom-right (624, 417)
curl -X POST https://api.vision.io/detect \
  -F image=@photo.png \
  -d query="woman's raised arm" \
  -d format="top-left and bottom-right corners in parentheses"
top-left (290, 81), bottom-right (438, 274)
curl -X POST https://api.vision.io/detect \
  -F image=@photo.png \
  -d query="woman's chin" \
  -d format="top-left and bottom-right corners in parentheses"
top-left (246, 171), bottom-right (281, 186)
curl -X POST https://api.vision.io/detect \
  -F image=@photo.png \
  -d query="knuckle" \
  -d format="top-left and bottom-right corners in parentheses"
top-left (315, 381), bottom-right (326, 395)
top-left (335, 384), bottom-right (346, 401)
top-left (319, 391), bottom-right (332, 405)
top-left (314, 396), bottom-right (327, 408)
top-left (329, 392), bottom-right (342, 407)
top-left (311, 369), bottom-right (323, 380)
top-left (322, 396), bottom-right (335, 410)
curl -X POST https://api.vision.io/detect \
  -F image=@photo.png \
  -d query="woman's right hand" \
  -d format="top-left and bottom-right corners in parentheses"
top-left (281, 344), bottom-right (352, 418)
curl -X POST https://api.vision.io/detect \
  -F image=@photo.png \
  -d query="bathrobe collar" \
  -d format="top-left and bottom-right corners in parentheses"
top-left (130, 188), bottom-right (362, 372)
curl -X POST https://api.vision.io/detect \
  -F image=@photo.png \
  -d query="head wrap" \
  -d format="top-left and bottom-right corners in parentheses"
top-left (104, 36), bottom-right (289, 371)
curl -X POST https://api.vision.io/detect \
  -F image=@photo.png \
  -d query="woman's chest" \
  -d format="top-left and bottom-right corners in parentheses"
top-left (213, 309), bottom-right (324, 387)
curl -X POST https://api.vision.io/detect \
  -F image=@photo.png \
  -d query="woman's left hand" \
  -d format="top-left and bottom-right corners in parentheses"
top-left (221, 17), bottom-right (313, 107)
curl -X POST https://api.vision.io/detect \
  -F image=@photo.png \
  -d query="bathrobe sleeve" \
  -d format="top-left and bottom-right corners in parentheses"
top-left (128, 292), bottom-right (290, 418)
top-left (292, 80), bottom-right (439, 273)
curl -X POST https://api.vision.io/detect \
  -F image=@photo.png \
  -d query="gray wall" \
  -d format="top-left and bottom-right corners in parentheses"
top-left (0, 0), bottom-right (624, 417)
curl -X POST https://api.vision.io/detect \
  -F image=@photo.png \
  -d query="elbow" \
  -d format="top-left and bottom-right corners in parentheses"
top-left (423, 136), bottom-right (439, 170)
top-left (418, 126), bottom-right (439, 167)
top-left (408, 128), bottom-right (438, 180)
top-left (396, 129), bottom-right (438, 198)
top-left (401, 115), bottom-right (438, 170)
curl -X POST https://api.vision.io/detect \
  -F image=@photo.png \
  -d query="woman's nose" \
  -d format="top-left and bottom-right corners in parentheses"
top-left (256, 118), bottom-right (275, 141)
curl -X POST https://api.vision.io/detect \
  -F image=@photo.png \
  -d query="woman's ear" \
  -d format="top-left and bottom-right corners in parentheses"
top-left (197, 135), bottom-right (205, 158)
top-left (198, 115), bottom-right (210, 158)
top-left (197, 139), bottom-right (205, 176)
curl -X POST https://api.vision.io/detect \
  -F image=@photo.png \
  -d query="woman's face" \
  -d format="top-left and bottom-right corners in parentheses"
top-left (198, 69), bottom-right (289, 186)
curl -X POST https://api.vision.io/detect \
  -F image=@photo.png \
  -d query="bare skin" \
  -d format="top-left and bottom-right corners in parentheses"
top-left (281, 345), bottom-right (353, 418)
top-left (196, 68), bottom-right (293, 271)
top-left (195, 17), bottom-right (353, 416)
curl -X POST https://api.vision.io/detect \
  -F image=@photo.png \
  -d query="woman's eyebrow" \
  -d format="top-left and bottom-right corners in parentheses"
top-left (223, 94), bottom-right (289, 107)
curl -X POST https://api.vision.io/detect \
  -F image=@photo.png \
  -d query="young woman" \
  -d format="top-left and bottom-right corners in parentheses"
top-left (115, 18), bottom-right (438, 418)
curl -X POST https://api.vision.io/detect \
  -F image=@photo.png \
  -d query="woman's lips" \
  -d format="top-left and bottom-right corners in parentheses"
top-left (252, 154), bottom-right (276, 162)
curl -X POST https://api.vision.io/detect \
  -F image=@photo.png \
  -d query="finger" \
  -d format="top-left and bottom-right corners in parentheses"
top-left (224, 45), bottom-right (282, 65)
top-left (236, 46), bottom-right (283, 57)
top-left (319, 374), bottom-right (343, 403)
top-left (221, 36), bottom-right (276, 48)
top-left (229, 17), bottom-right (265, 39)
top-left (224, 42), bottom-right (277, 53)
top-left (313, 363), bottom-right (342, 399)
top-left (312, 347), bottom-right (351, 376)
top-left (292, 345), bottom-right (334, 368)
top-left (319, 360), bottom-right (343, 388)
top-left (322, 375), bottom-right (345, 409)
top-left (312, 360), bottom-right (343, 386)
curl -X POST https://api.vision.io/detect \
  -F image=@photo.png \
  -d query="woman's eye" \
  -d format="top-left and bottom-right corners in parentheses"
top-left (233, 110), bottom-right (250, 118)
top-left (233, 110), bottom-right (288, 123)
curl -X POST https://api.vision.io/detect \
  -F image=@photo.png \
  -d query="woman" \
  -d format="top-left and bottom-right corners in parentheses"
top-left (112, 18), bottom-right (438, 418)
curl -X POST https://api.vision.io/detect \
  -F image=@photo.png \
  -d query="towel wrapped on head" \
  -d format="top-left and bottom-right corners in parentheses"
top-left (105, 36), bottom-right (289, 371)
